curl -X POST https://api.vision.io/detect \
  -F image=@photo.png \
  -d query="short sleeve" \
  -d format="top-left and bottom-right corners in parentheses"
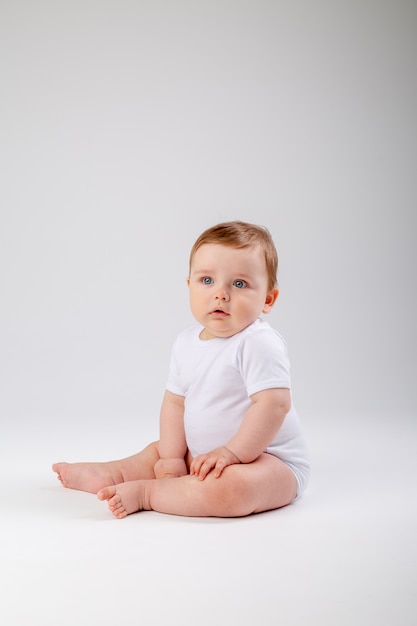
top-left (165, 335), bottom-right (185, 396)
top-left (237, 326), bottom-right (291, 397)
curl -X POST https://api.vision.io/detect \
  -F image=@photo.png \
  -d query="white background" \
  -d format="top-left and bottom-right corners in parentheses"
top-left (1, 1), bottom-right (416, 625)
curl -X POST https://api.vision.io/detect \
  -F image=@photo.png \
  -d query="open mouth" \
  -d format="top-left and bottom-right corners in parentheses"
top-left (210, 309), bottom-right (229, 317)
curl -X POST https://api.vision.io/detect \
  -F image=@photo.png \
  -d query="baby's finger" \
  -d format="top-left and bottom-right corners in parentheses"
top-left (198, 457), bottom-right (216, 480)
top-left (213, 459), bottom-right (227, 478)
top-left (190, 455), bottom-right (206, 476)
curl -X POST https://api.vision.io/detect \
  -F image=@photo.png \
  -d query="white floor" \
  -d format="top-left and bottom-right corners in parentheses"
top-left (1, 413), bottom-right (416, 626)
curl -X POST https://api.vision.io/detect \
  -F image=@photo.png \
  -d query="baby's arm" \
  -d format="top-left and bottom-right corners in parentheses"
top-left (155, 390), bottom-right (188, 479)
top-left (191, 388), bottom-right (290, 480)
top-left (227, 388), bottom-right (290, 463)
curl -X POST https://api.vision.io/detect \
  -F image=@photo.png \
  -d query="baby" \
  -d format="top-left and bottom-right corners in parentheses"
top-left (53, 221), bottom-right (310, 518)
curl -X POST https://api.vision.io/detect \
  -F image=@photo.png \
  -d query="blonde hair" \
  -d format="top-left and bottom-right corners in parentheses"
top-left (189, 221), bottom-right (278, 291)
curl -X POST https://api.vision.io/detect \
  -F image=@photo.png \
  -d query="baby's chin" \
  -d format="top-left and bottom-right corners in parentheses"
top-left (200, 321), bottom-right (254, 340)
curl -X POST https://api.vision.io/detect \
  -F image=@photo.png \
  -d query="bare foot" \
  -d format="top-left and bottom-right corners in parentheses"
top-left (52, 461), bottom-right (124, 494)
top-left (97, 480), bottom-right (151, 518)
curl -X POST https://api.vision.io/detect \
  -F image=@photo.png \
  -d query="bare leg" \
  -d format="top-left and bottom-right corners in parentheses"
top-left (97, 453), bottom-right (297, 518)
top-left (52, 442), bottom-right (160, 494)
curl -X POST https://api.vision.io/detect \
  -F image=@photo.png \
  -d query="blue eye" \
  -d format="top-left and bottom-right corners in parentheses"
top-left (233, 279), bottom-right (247, 289)
top-left (202, 277), bottom-right (213, 285)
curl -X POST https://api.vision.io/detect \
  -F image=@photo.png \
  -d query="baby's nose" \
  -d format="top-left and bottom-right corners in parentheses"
top-left (215, 286), bottom-right (230, 301)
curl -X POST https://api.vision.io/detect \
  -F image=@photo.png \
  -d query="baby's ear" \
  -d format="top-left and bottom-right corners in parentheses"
top-left (262, 288), bottom-right (279, 314)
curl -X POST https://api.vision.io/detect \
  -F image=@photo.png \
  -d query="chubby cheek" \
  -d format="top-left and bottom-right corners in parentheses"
top-left (189, 292), bottom-right (205, 315)
top-left (190, 286), bottom-right (207, 303)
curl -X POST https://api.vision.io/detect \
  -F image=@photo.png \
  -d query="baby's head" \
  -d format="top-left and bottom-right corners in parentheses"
top-left (189, 221), bottom-right (278, 291)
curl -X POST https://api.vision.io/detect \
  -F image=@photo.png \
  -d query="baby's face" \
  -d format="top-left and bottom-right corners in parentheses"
top-left (188, 243), bottom-right (278, 340)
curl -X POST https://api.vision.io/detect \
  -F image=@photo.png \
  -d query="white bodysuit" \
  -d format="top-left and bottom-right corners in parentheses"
top-left (166, 318), bottom-right (310, 498)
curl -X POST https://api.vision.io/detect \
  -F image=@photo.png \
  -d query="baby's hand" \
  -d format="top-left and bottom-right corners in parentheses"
top-left (154, 458), bottom-right (188, 479)
top-left (190, 447), bottom-right (241, 480)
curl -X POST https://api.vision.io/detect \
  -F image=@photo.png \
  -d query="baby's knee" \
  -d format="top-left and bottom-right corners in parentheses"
top-left (202, 471), bottom-right (253, 517)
